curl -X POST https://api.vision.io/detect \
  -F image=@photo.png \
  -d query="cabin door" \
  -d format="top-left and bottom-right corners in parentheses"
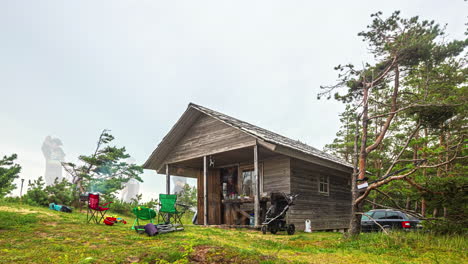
top-left (197, 169), bottom-right (222, 225)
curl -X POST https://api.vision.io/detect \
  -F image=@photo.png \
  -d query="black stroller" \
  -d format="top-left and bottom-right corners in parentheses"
top-left (261, 192), bottom-right (298, 235)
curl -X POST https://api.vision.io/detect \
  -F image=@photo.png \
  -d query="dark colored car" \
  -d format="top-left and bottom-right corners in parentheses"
top-left (361, 209), bottom-right (422, 232)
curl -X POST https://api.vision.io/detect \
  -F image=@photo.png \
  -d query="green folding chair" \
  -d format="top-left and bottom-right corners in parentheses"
top-left (132, 206), bottom-right (156, 233)
top-left (157, 194), bottom-right (189, 227)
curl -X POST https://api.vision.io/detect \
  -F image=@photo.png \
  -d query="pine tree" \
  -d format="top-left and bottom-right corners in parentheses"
top-left (0, 154), bottom-right (21, 197)
top-left (320, 11), bottom-right (467, 236)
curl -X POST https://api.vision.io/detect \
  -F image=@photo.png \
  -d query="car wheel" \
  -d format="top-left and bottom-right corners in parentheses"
top-left (383, 226), bottom-right (392, 233)
top-left (261, 225), bottom-right (267, 235)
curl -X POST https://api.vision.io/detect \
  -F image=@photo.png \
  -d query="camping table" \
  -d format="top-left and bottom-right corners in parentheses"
top-left (222, 197), bottom-right (269, 225)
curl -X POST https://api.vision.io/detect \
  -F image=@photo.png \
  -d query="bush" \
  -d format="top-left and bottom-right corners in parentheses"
top-left (422, 219), bottom-right (468, 235)
top-left (23, 177), bottom-right (75, 207)
top-left (23, 177), bottom-right (49, 206)
top-left (110, 199), bottom-right (135, 216)
top-left (110, 196), bottom-right (159, 217)
top-left (45, 178), bottom-right (75, 206)
top-left (1, 196), bottom-right (20, 203)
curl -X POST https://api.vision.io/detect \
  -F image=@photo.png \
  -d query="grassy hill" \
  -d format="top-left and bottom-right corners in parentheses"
top-left (0, 202), bottom-right (466, 264)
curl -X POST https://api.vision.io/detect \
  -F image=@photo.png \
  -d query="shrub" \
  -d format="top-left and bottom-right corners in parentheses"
top-left (422, 219), bottom-right (468, 235)
top-left (110, 196), bottom-right (159, 217)
top-left (45, 178), bottom-right (75, 206)
top-left (23, 177), bottom-right (49, 206)
top-left (23, 177), bottom-right (75, 207)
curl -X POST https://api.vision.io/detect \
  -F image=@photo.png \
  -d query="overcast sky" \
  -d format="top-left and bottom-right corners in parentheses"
top-left (1, 0), bottom-right (466, 200)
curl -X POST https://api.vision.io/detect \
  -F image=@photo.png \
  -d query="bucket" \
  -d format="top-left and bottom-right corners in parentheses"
top-left (305, 219), bottom-right (312, 233)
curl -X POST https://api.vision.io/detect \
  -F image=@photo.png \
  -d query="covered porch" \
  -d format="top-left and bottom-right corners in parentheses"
top-left (162, 144), bottom-right (278, 228)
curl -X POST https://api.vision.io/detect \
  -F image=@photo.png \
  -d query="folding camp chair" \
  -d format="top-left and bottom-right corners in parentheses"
top-left (132, 206), bottom-right (156, 233)
top-left (157, 194), bottom-right (189, 227)
top-left (87, 193), bottom-right (112, 224)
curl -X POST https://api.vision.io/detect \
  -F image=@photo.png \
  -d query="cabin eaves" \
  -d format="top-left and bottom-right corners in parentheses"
top-left (143, 103), bottom-right (352, 172)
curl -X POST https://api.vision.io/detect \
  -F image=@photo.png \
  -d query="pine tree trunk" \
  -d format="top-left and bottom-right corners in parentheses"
top-left (348, 198), bottom-right (363, 237)
top-left (406, 197), bottom-right (410, 210)
top-left (433, 208), bottom-right (438, 217)
top-left (443, 207), bottom-right (447, 218)
top-left (421, 199), bottom-right (426, 217)
top-left (347, 113), bottom-right (362, 237)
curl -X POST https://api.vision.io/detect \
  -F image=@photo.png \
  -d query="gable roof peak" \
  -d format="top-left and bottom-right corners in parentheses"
top-left (184, 103), bottom-right (352, 168)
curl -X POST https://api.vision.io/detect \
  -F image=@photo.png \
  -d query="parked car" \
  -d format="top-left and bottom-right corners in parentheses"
top-left (361, 209), bottom-right (422, 232)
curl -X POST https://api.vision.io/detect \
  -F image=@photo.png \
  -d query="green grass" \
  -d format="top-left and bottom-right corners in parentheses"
top-left (0, 202), bottom-right (466, 264)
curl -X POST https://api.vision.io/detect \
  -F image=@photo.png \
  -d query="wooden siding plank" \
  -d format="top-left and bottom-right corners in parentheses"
top-left (262, 156), bottom-right (290, 194)
top-left (164, 114), bottom-right (256, 165)
top-left (288, 158), bottom-right (352, 231)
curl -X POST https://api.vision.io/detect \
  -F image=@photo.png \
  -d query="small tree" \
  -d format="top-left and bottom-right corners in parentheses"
top-left (23, 177), bottom-right (49, 206)
top-left (0, 154), bottom-right (21, 197)
top-left (177, 184), bottom-right (197, 208)
top-left (45, 178), bottom-right (74, 205)
top-left (62, 129), bottom-right (143, 200)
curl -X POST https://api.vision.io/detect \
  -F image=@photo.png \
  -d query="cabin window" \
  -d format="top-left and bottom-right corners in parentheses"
top-left (239, 165), bottom-right (263, 198)
top-left (241, 170), bottom-right (253, 197)
top-left (319, 176), bottom-right (329, 195)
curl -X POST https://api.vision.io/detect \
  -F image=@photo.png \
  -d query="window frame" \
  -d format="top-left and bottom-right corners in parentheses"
top-left (238, 164), bottom-right (263, 197)
top-left (318, 175), bottom-right (330, 195)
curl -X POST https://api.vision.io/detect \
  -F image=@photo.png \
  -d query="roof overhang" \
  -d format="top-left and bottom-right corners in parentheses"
top-left (143, 103), bottom-right (353, 174)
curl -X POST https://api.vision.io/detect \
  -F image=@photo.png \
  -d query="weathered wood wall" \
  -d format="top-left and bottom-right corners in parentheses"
top-left (197, 169), bottom-right (204, 225)
top-left (289, 158), bottom-right (352, 231)
top-left (197, 169), bottom-right (222, 225)
top-left (262, 156), bottom-right (291, 194)
top-left (207, 169), bottom-right (221, 225)
top-left (165, 114), bottom-right (256, 164)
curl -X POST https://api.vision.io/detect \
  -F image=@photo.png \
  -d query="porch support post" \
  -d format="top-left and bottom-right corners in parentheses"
top-left (166, 164), bottom-right (170, 194)
top-left (203, 156), bottom-right (208, 226)
top-left (254, 144), bottom-right (260, 227)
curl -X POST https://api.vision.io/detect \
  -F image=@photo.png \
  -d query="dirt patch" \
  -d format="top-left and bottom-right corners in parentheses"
top-left (126, 256), bottom-right (140, 263)
top-left (34, 232), bottom-right (49, 238)
top-left (45, 222), bottom-right (58, 226)
top-left (189, 245), bottom-right (268, 264)
top-left (190, 246), bottom-right (216, 263)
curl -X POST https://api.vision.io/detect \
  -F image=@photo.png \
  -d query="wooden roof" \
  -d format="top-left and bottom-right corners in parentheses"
top-left (143, 103), bottom-right (353, 172)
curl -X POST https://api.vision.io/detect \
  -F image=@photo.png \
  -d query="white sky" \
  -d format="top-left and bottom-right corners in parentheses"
top-left (1, 0), bottom-right (466, 200)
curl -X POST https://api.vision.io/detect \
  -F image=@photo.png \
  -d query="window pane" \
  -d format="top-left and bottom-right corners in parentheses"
top-left (242, 170), bottom-right (253, 196)
top-left (405, 213), bottom-right (417, 220)
top-left (386, 212), bottom-right (403, 219)
top-left (319, 176), bottom-right (329, 193)
top-left (373, 211), bottom-right (386, 219)
top-left (362, 213), bottom-right (370, 220)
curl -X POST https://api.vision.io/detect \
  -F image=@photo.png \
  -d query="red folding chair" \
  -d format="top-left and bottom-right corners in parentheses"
top-left (87, 193), bottom-right (112, 224)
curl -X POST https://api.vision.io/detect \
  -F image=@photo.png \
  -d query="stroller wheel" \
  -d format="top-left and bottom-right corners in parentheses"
top-left (287, 224), bottom-right (295, 235)
top-left (261, 225), bottom-right (267, 235)
top-left (270, 226), bottom-right (278, 234)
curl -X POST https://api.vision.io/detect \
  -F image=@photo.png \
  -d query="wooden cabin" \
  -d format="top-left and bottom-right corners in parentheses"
top-left (143, 103), bottom-right (353, 231)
